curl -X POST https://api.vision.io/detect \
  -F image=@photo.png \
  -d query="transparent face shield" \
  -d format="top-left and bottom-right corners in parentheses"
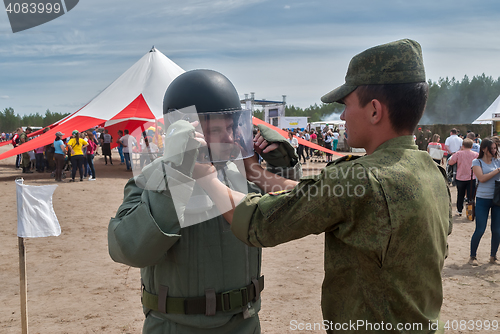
top-left (164, 106), bottom-right (254, 163)
top-left (128, 105), bottom-right (253, 229)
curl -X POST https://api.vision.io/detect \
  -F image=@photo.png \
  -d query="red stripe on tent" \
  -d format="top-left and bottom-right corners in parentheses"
top-left (105, 119), bottom-right (158, 149)
top-left (0, 116), bottom-right (103, 161)
top-left (251, 117), bottom-right (343, 157)
top-left (109, 94), bottom-right (155, 121)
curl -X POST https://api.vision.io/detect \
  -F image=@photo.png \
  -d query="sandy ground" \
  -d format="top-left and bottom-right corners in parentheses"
top-left (0, 145), bottom-right (499, 334)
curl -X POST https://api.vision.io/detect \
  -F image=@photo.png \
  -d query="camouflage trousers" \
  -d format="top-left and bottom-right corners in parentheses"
top-left (21, 152), bottom-right (31, 168)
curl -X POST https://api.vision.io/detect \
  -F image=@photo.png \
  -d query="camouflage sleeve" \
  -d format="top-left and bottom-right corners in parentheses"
top-left (231, 167), bottom-right (348, 247)
top-left (108, 176), bottom-right (181, 268)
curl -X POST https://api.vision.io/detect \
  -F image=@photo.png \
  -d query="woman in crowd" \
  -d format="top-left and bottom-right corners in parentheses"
top-left (332, 128), bottom-right (340, 152)
top-left (67, 130), bottom-right (88, 182)
top-left (86, 131), bottom-right (98, 181)
top-left (448, 138), bottom-right (479, 216)
top-left (53, 131), bottom-right (66, 182)
top-left (470, 138), bottom-right (500, 265)
top-left (427, 134), bottom-right (445, 165)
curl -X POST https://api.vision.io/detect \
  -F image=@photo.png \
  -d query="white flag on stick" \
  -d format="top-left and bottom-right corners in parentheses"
top-left (16, 178), bottom-right (60, 238)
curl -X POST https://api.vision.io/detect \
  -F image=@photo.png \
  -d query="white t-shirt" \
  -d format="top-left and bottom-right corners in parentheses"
top-left (445, 135), bottom-right (463, 154)
top-left (120, 134), bottom-right (137, 153)
top-left (332, 132), bottom-right (340, 140)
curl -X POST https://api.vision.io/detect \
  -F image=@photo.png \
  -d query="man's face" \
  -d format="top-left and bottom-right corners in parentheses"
top-left (340, 91), bottom-right (371, 148)
top-left (201, 116), bottom-right (235, 161)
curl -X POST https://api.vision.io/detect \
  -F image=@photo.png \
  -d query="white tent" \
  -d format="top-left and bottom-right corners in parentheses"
top-left (0, 47), bottom-right (185, 161)
top-left (472, 94), bottom-right (500, 124)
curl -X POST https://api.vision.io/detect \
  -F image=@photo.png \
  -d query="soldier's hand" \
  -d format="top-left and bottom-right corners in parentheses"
top-left (253, 131), bottom-right (279, 155)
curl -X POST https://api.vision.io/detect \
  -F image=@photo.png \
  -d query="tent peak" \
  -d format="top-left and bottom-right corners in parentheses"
top-left (150, 46), bottom-right (156, 53)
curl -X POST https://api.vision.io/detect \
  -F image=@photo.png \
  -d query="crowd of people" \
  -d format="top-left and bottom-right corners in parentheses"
top-left (284, 126), bottom-right (346, 164)
top-left (7, 125), bottom-right (165, 182)
top-left (420, 127), bottom-right (499, 266)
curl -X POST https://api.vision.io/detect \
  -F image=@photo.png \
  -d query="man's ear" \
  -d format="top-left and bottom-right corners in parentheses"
top-left (369, 99), bottom-right (385, 125)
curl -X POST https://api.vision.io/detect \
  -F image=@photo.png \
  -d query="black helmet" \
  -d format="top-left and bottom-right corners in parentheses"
top-left (163, 69), bottom-right (241, 114)
top-left (162, 69), bottom-right (254, 163)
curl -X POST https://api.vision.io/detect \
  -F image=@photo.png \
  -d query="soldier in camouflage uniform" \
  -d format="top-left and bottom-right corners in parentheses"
top-left (193, 40), bottom-right (452, 333)
top-left (20, 127), bottom-right (33, 173)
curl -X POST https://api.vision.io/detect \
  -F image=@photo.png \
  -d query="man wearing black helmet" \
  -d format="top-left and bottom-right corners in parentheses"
top-left (108, 69), bottom-right (298, 333)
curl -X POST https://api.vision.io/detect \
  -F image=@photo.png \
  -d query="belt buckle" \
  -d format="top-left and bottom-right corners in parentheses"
top-left (221, 287), bottom-right (247, 312)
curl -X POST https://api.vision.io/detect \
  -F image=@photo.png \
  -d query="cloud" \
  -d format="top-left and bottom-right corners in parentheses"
top-left (0, 95), bottom-right (10, 99)
top-left (284, 5), bottom-right (290, 9)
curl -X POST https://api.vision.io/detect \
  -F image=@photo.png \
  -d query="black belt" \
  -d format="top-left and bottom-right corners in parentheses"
top-left (142, 276), bottom-right (264, 315)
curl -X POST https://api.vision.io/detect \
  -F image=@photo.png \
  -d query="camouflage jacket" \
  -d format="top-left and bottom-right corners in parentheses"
top-left (108, 159), bottom-right (262, 333)
top-left (20, 132), bottom-right (29, 144)
top-left (232, 136), bottom-right (452, 334)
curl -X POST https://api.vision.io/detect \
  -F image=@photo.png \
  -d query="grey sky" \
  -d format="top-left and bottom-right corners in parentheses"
top-left (1, 0), bottom-right (499, 116)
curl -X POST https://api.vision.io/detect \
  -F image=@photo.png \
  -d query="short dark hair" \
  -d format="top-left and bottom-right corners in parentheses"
top-left (355, 82), bottom-right (428, 134)
top-left (124, 129), bottom-right (129, 134)
top-left (450, 128), bottom-right (457, 134)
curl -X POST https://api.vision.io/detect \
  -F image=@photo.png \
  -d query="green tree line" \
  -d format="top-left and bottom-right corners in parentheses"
top-left (253, 74), bottom-right (500, 125)
top-left (0, 108), bottom-right (70, 133)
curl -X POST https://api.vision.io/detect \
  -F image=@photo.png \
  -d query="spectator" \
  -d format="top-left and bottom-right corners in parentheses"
top-left (116, 130), bottom-right (125, 165)
top-left (86, 131), bottom-right (98, 181)
top-left (34, 145), bottom-right (45, 172)
top-left (445, 128), bottom-right (463, 185)
top-left (343, 130), bottom-right (349, 152)
top-left (11, 128), bottom-right (22, 169)
top-left (53, 132), bottom-right (66, 182)
top-left (427, 134), bottom-right (445, 165)
top-left (19, 127), bottom-right (33, 173)
top-left (100, 129), bottom-right (113, 165)
top-left (445, 128), bottom-right (463, 155)
top-left (152, 127), bottom-right (164, 157)
top-left (67, 130), bottom-right (88, 182)
top-left (470, 138), bottom-right (500, 265)
top-left (448, 139), bottom-right (479, 216)
top-left (304, 130), bottom-right (310, 159)
top-left (119, 129), bottom-right (136, 171)
top-left (475, 133), bottom-right (482, 145)
top-left (139, 135), bottom-right (158, 168)
top-left (81, 132), bottom-right (90, 178)
top-left (416, 127), bottom-right (425, 150)
top-left (425, 129), bottom-right (432, 145)
top-left (28, 150), bottom-right (36, 171)
top-left (287, 130), bottom-right (298, 153)
top-left (332, 128), bottom-right (339, 151)
top-left (310, 130), bottom-right (318, 157)
top-left (297, 131), bottom-right (307, 163)
top-left (467, 132), bottom-right (480, 153)
top-left (324, 130), bottom-right (333, 162)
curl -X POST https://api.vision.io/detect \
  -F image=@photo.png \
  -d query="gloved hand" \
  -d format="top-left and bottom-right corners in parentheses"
top-left (163, 120), bottom-right (203, 176)
top-left (256, 124), bottom-right (298, 168)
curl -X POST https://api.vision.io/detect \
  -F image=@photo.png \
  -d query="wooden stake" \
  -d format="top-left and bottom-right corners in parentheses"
top-left (18, 237), bottom-right (28, 334)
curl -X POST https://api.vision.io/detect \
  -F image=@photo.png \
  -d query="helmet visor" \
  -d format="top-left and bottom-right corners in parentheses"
top-left (164, 107), bottom-right (254, 163)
